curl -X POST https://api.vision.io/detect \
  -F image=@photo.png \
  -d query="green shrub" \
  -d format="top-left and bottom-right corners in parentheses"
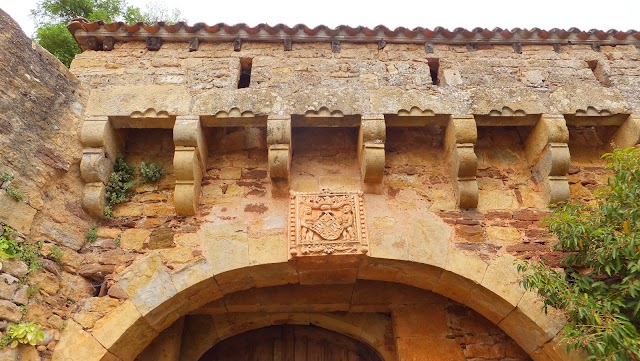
top-left (0, 171), bottom-right (13, 183)
top-left (0, 226), bottom-right (18, 260)
top-left (104, 155), bottom-right (136, 217)
top-left (517, 146), bottom-right (640, 361)
top-left (85, 227), bottom-right (98, 243)
top-left (139, 161), bottom-right (164, 183)
top-left (26, 285), bottom-right (40, 298)
top-left (4, 186), bottom-right (24, 202)
top-left (2, 322), bottom-right (44, 348)
top-left (48, 245), bottom-right (63, 263)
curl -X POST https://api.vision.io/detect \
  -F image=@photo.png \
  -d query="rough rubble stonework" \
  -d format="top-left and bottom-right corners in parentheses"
top-left (1, 9), bottom-right (640, 361)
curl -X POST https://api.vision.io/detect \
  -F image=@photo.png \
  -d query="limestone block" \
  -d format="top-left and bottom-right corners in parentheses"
top-left (170, 260), bottom-right (223, 314)
top-left (480, 254), bottom-right (526, 317)
top-left (358, 118), bottom-right (386, 183)
top-left (268, 145), bottom-right (291, 179)
top-left (174, 115), bottom-right (207, 170)
top-left (266, 116), bottom-right (291, 145)
top-left (85, 85), bottom-right (191, 117)
top-left (0, 299), bottom-right (22, 323)
top-left (442, 69), bottom-right (463, 86)
top-left (444, 249), bottom-right (489, 284)
top-left (80, 148), bottom-right (113, 183)
top-left (82, 182), bottom-right (106, 217)
top-left (527, 115), bottom-right (570, 205)
top-left (445, 115), bottom-right (478, 209)
top-left (177, 315), bottom-right (218, 361)
top-left (267, 116), bottom-right (291, 182)
top-left (532, 145), bottom-right (571, 204)
top-left (80, 117), bottom-right (124, 161)
top-left (52, 320), bottom-right (111, 361)
top-left (137, 317), bottom-right (184, 361)
top-left (498, 291), bottom-right (566, 354)
top-left (0, 192), bottom-right (37, 234)
top-left (115, 253), bottom-right (183, 330)
top-left (525, 115), bottom-right (569, 164)
top-left (92, 300), bottom-right (159, 360)
top-left (434, 269), bottom-right (514, 325)
top-left (249, 263), bottom-right (299, 288)
top-left (173, 147), bottom-right (203, 216)
top-left (611, 114), bottom-right (640, 148)
top-left (538, 334), bottom-right (586, 361)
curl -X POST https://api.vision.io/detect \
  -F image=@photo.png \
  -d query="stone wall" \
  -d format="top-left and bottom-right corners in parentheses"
top-left (0, 10), bottom-right (101, 360)
top-left (71, 41), bottom-right (640, 116)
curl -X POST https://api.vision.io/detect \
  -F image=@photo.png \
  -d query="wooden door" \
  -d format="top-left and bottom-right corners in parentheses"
top-left (199, 325), bottom-right (383, 361)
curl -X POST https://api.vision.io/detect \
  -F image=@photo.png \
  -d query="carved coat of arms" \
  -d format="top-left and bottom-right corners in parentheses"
top-left (289, 192), bottom-right (368, 257)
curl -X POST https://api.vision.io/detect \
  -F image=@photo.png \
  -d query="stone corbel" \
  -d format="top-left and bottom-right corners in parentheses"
top-left (173, 116), bottom-right (207, 216)
top-left (445, 115), bottom-right (478, 209)
top-left (611, 114), bottom-right (640, 148)
top-left (358, 117), bottom-right (386, 183)
top-left (525, 114), bottom-right (570, 205)
top-left (267, 116), bottom-right (292, 185)
top-left (79, 116), bottom-right (124, 217)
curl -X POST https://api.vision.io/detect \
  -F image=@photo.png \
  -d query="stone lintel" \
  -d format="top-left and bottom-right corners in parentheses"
top-left (445, 115), bottom-right (478, 209)
top-left (526, 114), bottom-right (570, 205)
top-left (358, 117), bottom-right (386, 184)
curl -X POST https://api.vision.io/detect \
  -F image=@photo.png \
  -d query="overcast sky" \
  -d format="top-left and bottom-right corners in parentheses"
top-left (2, 0), bottom-right (639, 38)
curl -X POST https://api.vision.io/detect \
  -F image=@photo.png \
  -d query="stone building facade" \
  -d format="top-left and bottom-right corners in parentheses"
top-left (1, 9), bottom-right (640, 361)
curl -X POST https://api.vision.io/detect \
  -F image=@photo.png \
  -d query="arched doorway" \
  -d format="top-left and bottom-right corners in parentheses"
top-left (200, 325), bottom-right (384, 361)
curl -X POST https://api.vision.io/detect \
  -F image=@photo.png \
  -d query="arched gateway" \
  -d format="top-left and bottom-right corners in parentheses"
top-left (33, 16), bottom-right (639, 361)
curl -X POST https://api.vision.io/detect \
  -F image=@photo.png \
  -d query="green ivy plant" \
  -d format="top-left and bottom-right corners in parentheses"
top-left (2, 322), bottom-right (44, 348)
top-left (104, 155), bottom-right (136, 218)
top-left (139, 161), bottom-right (164, 183)
top-left (517, 146), bottom-right (640, 361)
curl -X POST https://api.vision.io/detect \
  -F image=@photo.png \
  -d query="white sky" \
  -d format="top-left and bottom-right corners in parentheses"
top-left (1, 0), bottom-right (639, 38)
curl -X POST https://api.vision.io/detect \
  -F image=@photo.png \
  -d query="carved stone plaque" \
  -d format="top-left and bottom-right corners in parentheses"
top-left (289, 192), bottom-right (368, 257)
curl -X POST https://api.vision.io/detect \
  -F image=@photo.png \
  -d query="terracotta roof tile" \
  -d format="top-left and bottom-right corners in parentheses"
top-left (66, 19), bottom-right (640, 51)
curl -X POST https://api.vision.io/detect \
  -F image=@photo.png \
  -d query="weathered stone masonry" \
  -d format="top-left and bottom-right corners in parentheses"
top-left (2, 11), bottom-right (640, 361)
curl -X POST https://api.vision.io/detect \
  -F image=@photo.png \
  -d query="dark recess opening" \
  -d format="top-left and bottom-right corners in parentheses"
top-left (238, 58), bottom-right (252, 89)
top-left (427, 58), bottom-right (440, 85)
top-left (586, 59), bottom-right (610, 87)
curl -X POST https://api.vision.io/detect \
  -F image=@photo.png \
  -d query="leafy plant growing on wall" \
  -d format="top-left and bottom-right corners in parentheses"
top-left (1, 322), bottom-right (45, 348)
top-left (104, 155), bottom-right (136, 218)
top-left (0, 226), bottom-right (42, 273)
top-left (517, 146), bottom-right (640, 361)
top-left (0, 226), bottom-right (18, 260)
top-left (139, 161), bottom-right (164, 183)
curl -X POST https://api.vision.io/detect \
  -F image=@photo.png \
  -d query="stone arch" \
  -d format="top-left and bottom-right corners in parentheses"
top-left (53, 250), bottom-right (573, 361)
top-left (179, 312), bottom-right (393, 361)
